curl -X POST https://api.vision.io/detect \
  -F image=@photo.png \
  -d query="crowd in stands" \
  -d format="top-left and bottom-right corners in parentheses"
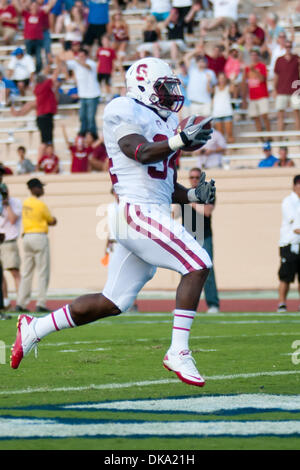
top-left (0, 0), bottom-right (299, 172)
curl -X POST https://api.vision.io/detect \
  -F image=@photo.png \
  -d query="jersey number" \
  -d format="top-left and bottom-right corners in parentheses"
top-left (147, 134), bottom-right (177, 180)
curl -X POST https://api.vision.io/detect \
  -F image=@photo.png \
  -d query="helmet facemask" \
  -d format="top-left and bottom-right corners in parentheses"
top-left (150, 76), bottom-right (184, 113)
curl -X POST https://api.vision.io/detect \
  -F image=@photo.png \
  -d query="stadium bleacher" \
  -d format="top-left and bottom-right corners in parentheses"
top-left (0, 0), bottom-right (298, 171)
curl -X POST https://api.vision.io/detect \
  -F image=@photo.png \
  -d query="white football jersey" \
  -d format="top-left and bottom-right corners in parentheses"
top-left (103, 97), bottom-right (179, 205)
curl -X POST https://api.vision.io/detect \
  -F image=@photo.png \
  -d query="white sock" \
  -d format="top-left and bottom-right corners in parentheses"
top-left (34, 305), bottom-right (76, 339)
top-left (169, 309), bottom-right (196, 353)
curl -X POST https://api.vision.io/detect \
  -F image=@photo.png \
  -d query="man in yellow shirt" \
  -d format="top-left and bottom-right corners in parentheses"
top-left (15, 178), bottom-right (57, 313)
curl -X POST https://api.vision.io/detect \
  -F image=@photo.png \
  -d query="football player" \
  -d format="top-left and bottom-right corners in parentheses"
top-left (11, 57), bottom-right (215, 387)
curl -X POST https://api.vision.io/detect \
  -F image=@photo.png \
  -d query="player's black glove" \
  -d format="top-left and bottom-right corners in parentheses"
top-left (188, 172), bottom-right (216, 204)
top-left (180, 116), bottom-right (213, 148)
top-left (168, 116), bottom-right (213, 151)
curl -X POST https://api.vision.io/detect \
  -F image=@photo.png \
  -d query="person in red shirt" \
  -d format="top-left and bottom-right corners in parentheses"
top-left (205, 44), bottom-right (227, 76)
top-left (62, 126), bottom-right (93, 173)
top-left (34, 68), bottom-right (58, 156)
top-left (242, 48), bottom-right (270, 132)
top-left (0, 0), bottom-right (18, 45)
top-left (96, 34), bottom-right (117, 97)
top-left (13, 0), bottom-right (56, 72)
top-left (37, 144), bottom-right (60, 173)
top-left (274, 40), bottom-right (300, 131)
top-left (85, 131), bottom-right (109, 171)
top-left (10, 64), bottom-right (59, 160)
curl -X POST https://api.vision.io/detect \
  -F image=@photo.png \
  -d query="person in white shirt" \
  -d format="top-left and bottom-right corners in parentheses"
top-left (184, 52), bottom-right (217, 116)
top-left (195, 128), bottom-right (226, 169)
top-left (66, 48), bottom-right (101, 136)
top-left (200, 0), bottom-right (240, 36)
top-left (278, 175), bottom-right (300, 312)
top-left (7, 47), bottom-right (35, 96)
top-left (0, 183), bottom-right (22, 309)
top-left (212, 72), bottom-right (234, 143)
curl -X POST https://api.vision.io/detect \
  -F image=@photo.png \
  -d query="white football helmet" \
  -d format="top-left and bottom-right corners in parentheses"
top-left (126, 57), bottom-right (184, 118)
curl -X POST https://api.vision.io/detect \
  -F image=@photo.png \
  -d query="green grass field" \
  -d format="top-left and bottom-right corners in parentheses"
top-left (1, 309), bottom-right (300, 450)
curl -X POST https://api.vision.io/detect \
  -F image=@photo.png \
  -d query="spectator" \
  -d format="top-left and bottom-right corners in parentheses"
top-left (37, 143), bottom-right (60, 173)
top-left (264, 12), bottom-right (285, 44)
top-left (224, 44), bottom-right (243, 99)
top-left (241, 13), bottom-right (265, 47)
top-left (13, 0), bottom-right (56, 73)
top-left (195, 128), bottom-right (226, 169)
top-left (48, 0), bottom-right (64, 32)
top-left (274, 147), bottom-right (295, 168)
top-left (137, 15), bottom-right (161, 58)
top-left (34, 66), bottom-right (60, 158)
top-left (268, 28), bottom-right (294, 79)
top-left (149, 0), bottom-right (171, 22)
top-left (86, 131), bottom-right (109, 172)
top-left (0, 162), bottom-right (13, 175)
top-left (57, 80), bottom-right (79, 104)
top-left (184, 52), bottom-right (217, 116)
top-left (274, 39), bottom-right (300, 132)
top-left (171, 0), bottom-right (194, 35)
top-left (0, 0), bottom-right (18, 45)
top-left (205, 44), bottom-right (227, 76)
top-left (0, 183), bottom-right (22, 310)
top-left (66, 47), bottom-right (101, 136)
top-left (96, 34), bottom-right (117, 98)
top-left (258, 142), bottom-right (278, 168)
top-left (242, 48), bottom-right (270, 133)
top-left (159, 7), bottom-right (188, 61)
top-left (7, 48), bottom-right (35, 96)
top-left (83, 0), bottom-right (116, 48)
top-left (212, 72), bottom-right (234, 143)
top-left (239, 32), bottom-right (256, 66)
top-left (37, 0), bottom-right (56, 65)
top-left (0, 69), bottom-right (19, 103)
top-left (63, 4), bottom-right (86, 50)
top-left (59, 39), bottom-right (81, 62)
top-left (62, 125), bottom-right (93, 173)
top-left (277, 175), bottom-right (300, 312)
top-left (16, 146), bottom-right (36, 174)
top-left (200, 0), bottom-right (240, 36)
top-left (15, 178), bottom-right (57, 313)
top-left (223, 21), bottom-right (242, 46)
top-left (176, 60), bottom-right (190, 119)
top-left (107, 11), bottom-right (129, 62)
top-left (174, 167), bottom-right (220, 313)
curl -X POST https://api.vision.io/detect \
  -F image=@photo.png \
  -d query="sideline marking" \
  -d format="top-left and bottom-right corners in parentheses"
top-left (1, 370), bottom-right (300, 396)
top-left (1, 417), bottom-right (300, 439)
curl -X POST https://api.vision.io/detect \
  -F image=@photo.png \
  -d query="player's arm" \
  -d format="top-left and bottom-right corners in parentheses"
top-left (172, 164), bottom-right (216, 205)
top-left (118, 134), bottom-right (174, 164)
top-left (118, 116), bottom-right (213, 165)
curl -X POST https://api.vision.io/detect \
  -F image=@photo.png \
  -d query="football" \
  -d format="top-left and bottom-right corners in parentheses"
top-left (176, 115), bottom-right (212, 152)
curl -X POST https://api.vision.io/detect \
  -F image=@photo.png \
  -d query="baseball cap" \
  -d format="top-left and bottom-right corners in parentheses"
top-left (27, 178), bottom-right (45, 189)
top-left (263, 142), bottom-right (272, 151)
top-left (13, 47), bottom-right (24, 56)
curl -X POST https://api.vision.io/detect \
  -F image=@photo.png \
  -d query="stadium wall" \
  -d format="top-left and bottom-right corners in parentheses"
top-left (4, 167), bottom-right (300, 292)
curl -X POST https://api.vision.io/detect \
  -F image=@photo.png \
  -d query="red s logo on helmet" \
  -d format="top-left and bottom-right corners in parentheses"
top-left (136, 64), bottom-right (148, 81)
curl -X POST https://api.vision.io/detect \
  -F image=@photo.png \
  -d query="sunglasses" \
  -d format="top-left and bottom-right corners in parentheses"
top-left (189, 176), bottom-right (201, 180)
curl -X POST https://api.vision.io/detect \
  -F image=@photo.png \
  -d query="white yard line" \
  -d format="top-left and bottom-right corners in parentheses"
top-left (1, 370), bottom-right (300, 396)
